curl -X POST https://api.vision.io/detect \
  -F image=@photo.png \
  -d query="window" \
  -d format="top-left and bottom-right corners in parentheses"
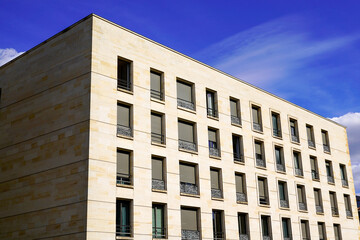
top-left (275, 146), bottom-right (285, 172)
top-left (180, 163), bottom-right (198, 195)
top-left (297, 185), bottom-right (307, 211)
top-left (314, 188), bottom-right (324, 214)
top-left (251, 105), bottom-right (262, 131)
top-left (178, 120), bottom-right (197, 152)
top-left (325, 160), bottom-right (334, 184)
top-left (235, 173), bottom-right (247, 203)
top-left (322, 130), bottom-right (330, 153)
top-left (152, 204), bottom-right (166, 239)
top-left (206, 89), bottom-right (218, 118)
top-left (330, 191), bottom-right (339, 216)
top-left (177, 80), bottom-right (195, 111)
top-left (117, 57), bottom-right (132, 91)
top-left (212, 210), bottom-right (224, 240)
top-left (333, 224), bottom-right (342, 240)
top-left (150, 70), bottom-right (164, 101)
top-left (289, 118), bottom-right (299, 143)
top-left (344, 194), bottom-right (352, 217)
top-left (306, 124), bottom-right (315, 148)
top-left (230, 98), bottom-right (241, 125)
top-left (278, 181), bottom-right (289, 208)
top-left (116, 199), bottom-right (131, 237)
top-left (152, 156), bottom-right (166, 191)
top-left (281, 218), bottom-right (292, 240)
top-left (300, 220), bottom-right (310, 240)
top-left (117, 103), bottom-right (132, 138)
top-left (261, 215), bottom-right (272, 239)
top-left (318, 222), bottom-right (326, 240)
top-left (208, 128), bottom-right (220, 157)
top-left (151, 112), bottom-right (165, 144)
top-left (238, 213), bottom-right (249, 238)
top-left (181, 207), bottom-right (200, 239)
top-left (271, 112), bottom-right (281, 137)
top-left (258, 177), bottom-right (269, 205)
top-left (117, 150), bottom-right (132, 186)
top-left (232, 135), bottom-right (244, 163)
top-left (210, 168), bottom-right (223, 199)
top-left (310, 156), bottom-right (319, 180)
top-left (293, 151), bottom-right (303, 176)
top-left (255, 140), bottom-right (266, 168)
top-left (340, 164), bottom-right (348, 187)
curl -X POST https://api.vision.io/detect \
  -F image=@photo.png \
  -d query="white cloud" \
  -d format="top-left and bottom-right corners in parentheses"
top-left (331, 112), bottom-right (360, 194)
top-left (0, 48), bottom-right (24, 67)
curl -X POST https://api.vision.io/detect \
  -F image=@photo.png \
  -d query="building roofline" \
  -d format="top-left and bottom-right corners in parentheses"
top-left (0, 13), bottom-right (346, 128)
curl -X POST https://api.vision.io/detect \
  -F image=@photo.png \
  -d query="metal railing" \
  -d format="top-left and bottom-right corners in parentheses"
top-left (180, 182), bottom-right (199, 195)
top-left (116, 224), bottom-right (132, 237)
top-left (117, 173), bottom-right (131, 185)
top-left (280, 200), bottom-right (289, 208)
top-left (181, 229), bottom-right (200, 240)
top-left (316, 205), bottom-right (324, 214)
top-left (346, 210), bottom-right (353, 217)
top-left (153, 226), bottom-right (166, 239)
top-left (311, 170), bottom-right (320, 180)
top-left (179, 139), bottom-right (197, 152)
top-left (209, 146), bottom-right (220, 157)
top-left (231, 115), bottom-right (241, 125)
top-left (327, 175), bottom-right (335, 184)
top-left (295, 168), bottom-right (303, 176)
top-left (118, 78), bottom-right (132, 91)
top-left (239, 234), bottom-right (249, 240)
top-left (308, 140), bottom-right (315, 148)
top-left (291, 134), bottom-right (299, 143)
top-left (211, 188), bottom-right (223, 199)
top-left (253, 122), bottom-right (262, 131)
top-left (263, 236), bottom-right (271, 240)
top-left (273, 129), bottom-right (281, 137)
top-left (299, 202), bottom-right (307, 211)
top-left (283, 236), bottom-right (292, 240)
top-left (151, 89), bottom-right (163, 101)
top-left (259, 196), bottom-right (269, 205)
top-left (152, 132), bottom-right (165, 144)
top-left (177, 98), bottom-right (195, 111)
top-left (117, 124), bottom-right (133, 137)
top-left (152, 179), bottom-right (165, 191)
top-left (234, 153), bottom-right (244, 163)
top-left (277, 163), bottom-right (286, 172)
top-left (236, 192), bottom-right (247, 203)
top-left (332, 207), bottom-right (339, 216)
top-left (256, 157), bottom-right (266, 168)
top-left (207, 108), bottom-right (218, 118)
top-left (342, 179), bottom-right (348, 187)
top-left (323, 144), bottom-right (330, 152)
top-left (213, 231), bottom-right (225, 240)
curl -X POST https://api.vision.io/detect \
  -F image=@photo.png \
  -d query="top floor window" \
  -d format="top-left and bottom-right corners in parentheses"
top-left (150, 70), bottom-right (164, 101)
top-left (177, 80), bottom-right (195, 111)
top-left (117, 57), bottom-right (132, 92)
top-left (322, 130), bottom-right (330, 153)
top-left (306, 124), bottom-right (315, 148)
top-left (289, 118), bottom-right (299, 143)
top-left (230, 98), bottom-right (241, 125)
top-left (252, 105), bottom-right (262, 132)
top-left (325, 160), bottom-right (334, 184)
top-left (206, 89), bottom-right (218, 118)
top-left (340, 164), bottom-right (348, 187)
top-left (271, 112), bottom-right (281, 138)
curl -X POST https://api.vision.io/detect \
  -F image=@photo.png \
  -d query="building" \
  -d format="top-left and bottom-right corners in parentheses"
top-left (0, 14), bottom-right (359, 240)
top-left (357, 196), bottom-right (360, 222)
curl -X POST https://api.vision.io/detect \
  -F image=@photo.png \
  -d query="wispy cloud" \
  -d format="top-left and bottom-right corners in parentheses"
top-left (331, 112), bottom-right (360, 194)
top-left (0, 48), bottom-right (24, 66)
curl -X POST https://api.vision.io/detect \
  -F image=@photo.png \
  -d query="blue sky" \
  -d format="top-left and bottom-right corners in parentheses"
top-left (1, 0), bottom-right (359, 193)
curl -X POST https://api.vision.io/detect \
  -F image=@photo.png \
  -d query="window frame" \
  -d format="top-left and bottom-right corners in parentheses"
top-left (206, 88), bottom-right (218, 119)
top-left (178, 119), bottom-right (197, 153)
top-left (116, 199), bottom-right (132, 237)
top-left (151, 155), bottom-right (166, 192)
top-left (151, 111), bottom-right (165, 145)
top-left (117, 57), bottom-right (133, 92)
top-left (289, 117), bottom-right (300, 143)
top-left (152, 203), bottom-right (167, 239)
top-left (254, 139), bottom-right (266, 168)
top-left (293, 150), bottom-right (303, 177)
top-left (116, 149), bottom-right (133, 187)
top-left (177, 78), bottom-right (196, 112)
top-left (179, 162), bottom-right (199, 196)
top-left (230, 97), bottom-right (241, 126)
top-left (306, 124), bottom-right (316, 149)
top-left (271, 111), bottom-right (282, 138)
top-left (117, 102), bottom-right (133, 138)
top-left (258, 176), bottom-right (270, 206)
top-left (150, 69), bottom-right (164, 101)
top-left (251, 104), bottom-right (263, 132)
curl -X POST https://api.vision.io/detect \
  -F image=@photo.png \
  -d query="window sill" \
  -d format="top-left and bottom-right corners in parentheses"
top-left (207, 115), bottom-right (219, 121)
top-left (324, 150), bottom-right (331, 154)
top-left (116, 184), bottom-right (134, 189)
top-left (252, 129), bottom-right (264, 134)
top-left (209, 155), bottom-right (221, 160)
top-left (152, 142), bottom-right (166, 148)
top-left (342, 184), bottom-right (349, 188)
top-left (151, 97), bottom-right (165, 104)
top-left (116, 236), bottom-right (133, 240)
top-left (276, 170), bottom-right (287, 175)
top-left (294, 174), bottom-right (304, 178)
top-left (152, 189), bottom-right (167, 194)
top-left (279, 207), bottom-right (290, 211)
top-left (290, 140), bottom-right (300, 145)
top-left (308, 146), bottom-right (316, 150)
top-left (177, 106), bottom-right (196, 114)
top-left (180, 193), bottom-right (200, 198)
top-left (117, 134), bottom-right (134, 140)
top-left (211, 197), bottom-right (224, 201)
top-left (234, 160), bottom-right (245, 165)
top-left (231, 122), bottom-right (242, 128)
top-left (332, 214), bottom-right (339, 217)
top-left (117, 87), bottom-right (133, 95)
top-left (237, 201), bottom-right (248, 204)
top-left (312, 178), bottom-right (320, 182)
top-left (179, 148), bottom-right (198, 155)
top-left (255, 165), bottom-right (267, 170)
top-left (346, 216), bottom-right (353, 219)
top-left (298, 209), bottom-right (308, 213)
top-left (153, 238), bottom-right (167, 240)
top-left (259, 204), bottom-right (270, 208)
top-left (328, 181), bottom-right (335, 185)
top-left (316, 212), bottom-right (324, 215)
top-left (272, 135), bottom-right (283, 140)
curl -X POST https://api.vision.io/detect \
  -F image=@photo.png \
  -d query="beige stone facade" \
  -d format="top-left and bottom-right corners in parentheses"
top-left (0, 14), bottom-right (359, 240)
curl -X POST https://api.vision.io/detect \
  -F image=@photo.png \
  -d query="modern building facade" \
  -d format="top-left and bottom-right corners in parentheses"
top-left (0, 14), bottom-right (359, 240)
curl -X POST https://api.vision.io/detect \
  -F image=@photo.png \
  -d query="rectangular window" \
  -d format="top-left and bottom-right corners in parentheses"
top-left (252, 105), bottom-right (262, 131)
top-left (152, 204), bottom-right (166, 239)
top-left (116, 199), bottom-right (131, 237)
top-left (117, 58), bottom-right (132, 91)
top-left (180, 163), bottom-right (198, 195)
top-left (306, 124), bottom-right (315, 148)
top-left (238, 213), bottom-right (249, 237)
top-left (330, 191), bottom-right (339, 216)
top-left (178, 120), bottom-right (197, 152)
top-left (281, 218), bottom-right (291, 239)
top-left (271, 112), bottom-right (281, 137)
top-left (117, 150), bottom-right (132, 186)
top-left (300, 220), bottom-right (310, 240)
top-left (310, 156), bottom-right (319, 180)
top-left (181, 207), bottom-right (199, 238)
top-left (232, 135), bottom-right (244, 163)
top-left (208, 128), bottom-right (220, 157)
top-left (318, 222), bottom-right (326, 240)
top-left (278, 181), bottom-right (289, 208)
top-left (177, 80), bottom-right (195, 111)
top-left (275, 146), bottom-right (285, 172)
top-left (289, 118), bottom-right (299, 143)
top-left (297, 185), bottom-right (307, 211)
top-left (235, 173), bottom-right (247, 203)
top-left (206, 89), bottom-right (218, 118)
top-left (340, 164), bottom-right (348, 187)
top-left (261, 215), bottom-right (272, 238)
top-left (325, 160), bottom-right (334, 184)
top-left (212, 210), bottom-right (224, 240)
top-left (322, 130), bottom-right (330, 153)
top-left (293, 151), bottom-right (303, 176)
top-left (344, 194), bottom-right (352, 217)
top-left (255, 140), bottom-right (266, 168)
top-left (230, 98), bottom-right (241, 125)
top-left (152, 156), bottom-right (166, 191)
top-left (117, 103), bottom-right (132, 137)
top-left (150, 70), bottom-right (163, 100)
top-left (314, 188), bottom-right (324, 214)
top-left (258, 177), bottom-right (269, 205)
top-left (334, 224), bottom-right (342, 240)
top-left (151, 112), bottom-right (165, 144)
top-left (211, 168), bottom-right (223, 199)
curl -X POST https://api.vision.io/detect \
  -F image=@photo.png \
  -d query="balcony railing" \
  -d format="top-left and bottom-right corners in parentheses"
top-left (291, 134), bottom-right (299, 143)
top-left (299, 202), bottom-right (307, 211)
top-left (117, 124), bottom-right (133, 138)
top-left (118, 78), bottom-right (132, 91)
top-left (213, 231), bottom-right (225, 240)
top-left (153, 226), bottom-right (166, 239)
top-left (236, 192), bottom-right (247, 203)
top-left (283, 236), bottom-right (292, 240)
top-left (323, 144), bottom-right (330, 152)
top-left (209, 147), bottom-right (220, 157)
top-left (346, 210), bottom-right (352, 217)
top-left (295, 168), bottom-right (303, 176)
top-left (239, 234), bottom-right (250, 240)
top-left (116, 224), bottom-right (132, 237)
top-left (316, 205), bottom-right (324, 214)
top-left (342, 179), bottom-right (348, 187)
top-left (178, 98), bottom-right (195, 111)
top-left (253, 122), bottom-right (262, 132)
top-left (276, 163), bottom-right (286, 172)
top-left (259, 196), bottom-right (269, 205)
top-left (207, 108), bottom-right (218, 118)
top-left (152, 179), bottom-right (166, 191)
top-left (311, 170), bottom-right (320, 180)
top-left (263, 236), bottom-right (271, 240)
top-left (331, 207), bottom-right (339, 216)
top-left (117, 173), bottom-right (131, 185)
top-left (308, 140), bottom-right (315, 148)
top-left (327, 175), bottom-right (335, 184)
top-left (179, 139), bottom-right (197, 152)
top-left (211, 188), bottom-right (223, 199)
top-left (231, 115), bottom-right (241, 125)
top-left (234, 153), bottom-right (244, 163)
top-left (273, 129), bottom-right (281, 137)
top-left (150, 89), bottom-right (163, 101)
top-left (181, 229), bottom-right (200, 240)
top-left (180, 182), bottom-right (199, 195)
top-left (280, 199), bottom-right (289, 208)
top-left (256, 157), bottom-right (266, 168)
top-left (152, 132), bottom-right (165, 144)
